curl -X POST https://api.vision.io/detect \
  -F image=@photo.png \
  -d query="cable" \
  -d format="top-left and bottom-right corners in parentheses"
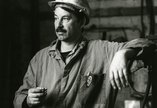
top-left (139, 0), bottom-right (155, 107)
top-left (141, 66), bottom-right (152, 108)
top-left (128, 63), bottom-right (153, 108)
top-left (140, 0), bottom-right (145, 38)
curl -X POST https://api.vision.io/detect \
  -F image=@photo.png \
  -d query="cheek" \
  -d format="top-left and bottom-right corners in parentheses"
top-left (54, 22), bottom-right (58, 29)
top-left (64, 24), bottom-right (72, 32)
top-left (64, 22), bottom-right (79, 34)
top-left (68, 26), bottom-right (75, 35)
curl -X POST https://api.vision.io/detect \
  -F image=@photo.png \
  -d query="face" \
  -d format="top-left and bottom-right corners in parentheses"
top-left (54, 7), bottom-right (82, 42)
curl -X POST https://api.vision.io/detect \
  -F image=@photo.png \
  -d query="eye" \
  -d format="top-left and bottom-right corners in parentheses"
top-left (62, 16), bottom-right (71, 22)
top-left (54, 16), bottom-right (58, 21)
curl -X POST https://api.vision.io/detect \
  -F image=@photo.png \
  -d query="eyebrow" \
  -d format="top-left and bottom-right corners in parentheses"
top-left (54, 14), bottom-right (72, 18)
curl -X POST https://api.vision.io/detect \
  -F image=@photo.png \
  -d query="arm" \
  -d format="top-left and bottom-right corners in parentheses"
top-left (108, 38), bottom-right (156, 90)
top-left (13, 62), bottom-right (36, 108)
top-left (13, 54), bottom-right (47, 108)
top-left (109, 48), bottom-right (140, 90)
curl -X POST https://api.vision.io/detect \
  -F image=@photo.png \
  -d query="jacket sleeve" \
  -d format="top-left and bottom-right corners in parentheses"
top-left (13, 55), bottom-right (38, 108)
top-left (122, 38), bottom-right (156, 58)
top-left (90, 38), bottom-right (156, 74)
top-left (105, 38), bottom-right (156, 65)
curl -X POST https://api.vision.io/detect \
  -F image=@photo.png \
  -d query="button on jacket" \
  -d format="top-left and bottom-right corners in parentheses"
top-left (14, 38), bottom-right (155, 108)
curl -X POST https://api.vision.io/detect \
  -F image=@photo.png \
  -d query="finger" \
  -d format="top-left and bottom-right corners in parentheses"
top-left (118, 69), bottom-right (126, 88)
top-left (28, 92), bottom-right (46, 98)
top-left (36, 87), bottom-right (47, 91)
top-left (31, 97), bottom-right (45, 102)
top-left (109, 71), bottom-right (117, 89)
top-left (28, 95), bottom-right (46, 105)
top-left (30, 97), bottom-right (40, 102)
top-left (123, 68), bottom-right (129, 86)
top-left (27, 97), bottom-right (40, 106)
top-left (32, 101), bottom-right (40, 105)
top-left (113, 70), bottom-right (121, 90)
top-left (110, 79), bottom-right (117, 89)
top-left (29, 88), bottom-right (42, 93)
top-left (29, 87), bottom-right (47, 93)
top-left (30, 100), bottom-right (40, 105)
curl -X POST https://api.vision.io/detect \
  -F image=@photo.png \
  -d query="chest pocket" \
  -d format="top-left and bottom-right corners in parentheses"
top-left (77, 73), bottom-right (106, 107)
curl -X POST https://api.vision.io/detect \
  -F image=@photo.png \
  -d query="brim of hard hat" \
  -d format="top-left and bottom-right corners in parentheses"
top-left (48, 1), bottom-right (84, 11)
top-left (48, 1), bottom-right (89, 25)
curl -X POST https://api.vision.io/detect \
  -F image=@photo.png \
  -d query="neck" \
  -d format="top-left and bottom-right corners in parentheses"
top-left (60, 41), bottom-right (76, 52)
top-left (60, 35), bottom-right (82, 52)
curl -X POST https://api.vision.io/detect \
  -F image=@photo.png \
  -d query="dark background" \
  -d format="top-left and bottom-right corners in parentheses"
top-left (0, 0), bottom-right (56, 107)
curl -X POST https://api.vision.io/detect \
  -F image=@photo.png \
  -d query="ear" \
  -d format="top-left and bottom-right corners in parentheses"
top-left (80, 18), bottom-right (86, 29)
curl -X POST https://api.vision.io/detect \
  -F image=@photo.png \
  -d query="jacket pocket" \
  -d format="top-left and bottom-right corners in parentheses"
top-left (78, 73), bottom-right (106, 107)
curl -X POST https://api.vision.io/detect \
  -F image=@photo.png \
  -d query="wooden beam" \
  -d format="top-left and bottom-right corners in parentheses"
top-left (16, 7), bottom-right (157, 20)
top-left (91, 7), bottom-right (157, 17)
top-left (89, 0), bottom-right (141, 9)
top-left (86, 16), bottom-right (143, 29)
top-left (89, 0), bottom-right (157, 9)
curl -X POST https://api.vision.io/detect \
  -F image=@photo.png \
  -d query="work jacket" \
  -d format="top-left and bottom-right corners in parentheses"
top-left (14, 38), bottom-right (155, 108)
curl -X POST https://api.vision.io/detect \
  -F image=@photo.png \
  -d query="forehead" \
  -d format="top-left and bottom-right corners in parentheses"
top-left (54, 7), bottom-right (73, 16)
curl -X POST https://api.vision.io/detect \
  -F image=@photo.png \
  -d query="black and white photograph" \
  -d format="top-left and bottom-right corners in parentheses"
top-left (0, 0), bottom-right (157, 108)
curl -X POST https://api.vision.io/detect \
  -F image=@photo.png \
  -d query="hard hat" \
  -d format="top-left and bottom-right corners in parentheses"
top-left (48, 0), bottom-right (91, 25)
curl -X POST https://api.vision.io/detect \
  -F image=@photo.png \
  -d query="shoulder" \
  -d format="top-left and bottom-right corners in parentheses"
top-left (32, 40), bottom-right (57, 60)
top-left (37, 47), bottom-right (50, 57)
top-left (30, 46), bottom-right (51, 64)
top-left (88, 39), bottom-right (109, 47)
top-left (85, 39), bottom-right (111, 54)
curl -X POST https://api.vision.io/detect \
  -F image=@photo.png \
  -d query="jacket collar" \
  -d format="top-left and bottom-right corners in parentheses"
top-left (48, 38), bottom-right (88, 59)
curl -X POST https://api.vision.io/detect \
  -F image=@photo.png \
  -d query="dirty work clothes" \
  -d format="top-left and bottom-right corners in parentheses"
top-left (14, 38), bottom-right (155, 108)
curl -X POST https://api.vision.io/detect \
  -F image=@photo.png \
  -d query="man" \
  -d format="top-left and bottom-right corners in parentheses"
top-left (13, 0), bottom-right (156, 108)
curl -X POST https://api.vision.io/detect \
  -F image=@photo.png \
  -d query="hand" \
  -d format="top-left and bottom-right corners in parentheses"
top-left (109, 50), bottom-right (129, 90)
top-left (27, 87), bottom-right (47, 107)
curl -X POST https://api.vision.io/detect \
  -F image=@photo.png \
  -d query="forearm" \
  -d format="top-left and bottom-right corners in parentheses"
top-left (13, 92), bottom-right (28, 108)
top-left (117, 48), bottom-right (141, 60)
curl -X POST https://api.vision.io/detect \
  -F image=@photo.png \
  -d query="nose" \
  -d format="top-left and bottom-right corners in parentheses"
top-left (57, 19), bottom-right (63, 29)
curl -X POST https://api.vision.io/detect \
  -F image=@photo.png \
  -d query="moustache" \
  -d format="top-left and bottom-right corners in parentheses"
top-left (56, 28), bottom-right (67, 33)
